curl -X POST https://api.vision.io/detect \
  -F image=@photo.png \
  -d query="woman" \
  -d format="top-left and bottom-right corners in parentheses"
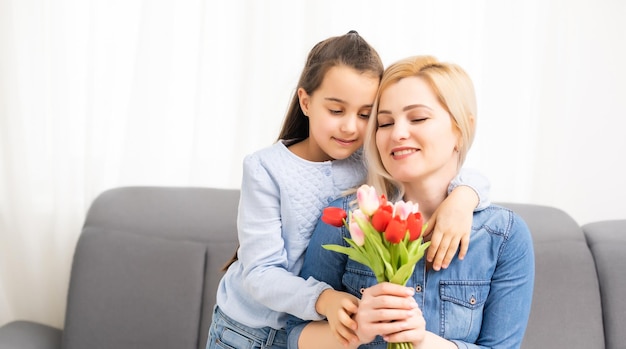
top-left (288, 55), bottom-right (534, 348)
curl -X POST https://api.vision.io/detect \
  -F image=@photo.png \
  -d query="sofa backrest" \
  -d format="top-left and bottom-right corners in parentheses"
top-left (583, 219), bottom-right (626, 349)
top-left (63, 187), bottom-right (239, 349)
top-left (501, 203), bottom-right (605, 349)
top-left (61, 187), bottom-right (608, 349)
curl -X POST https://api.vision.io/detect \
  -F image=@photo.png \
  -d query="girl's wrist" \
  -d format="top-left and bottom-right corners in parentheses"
top-left (449, 185), bottom-right (479, 209)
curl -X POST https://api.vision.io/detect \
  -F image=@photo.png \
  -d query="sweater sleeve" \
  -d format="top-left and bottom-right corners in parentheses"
top-left (448, 167), bottom-right (491, 211)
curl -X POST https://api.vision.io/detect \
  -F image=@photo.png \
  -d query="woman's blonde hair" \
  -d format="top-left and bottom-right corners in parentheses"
top-left (364, 55), bottom-right (477, 200)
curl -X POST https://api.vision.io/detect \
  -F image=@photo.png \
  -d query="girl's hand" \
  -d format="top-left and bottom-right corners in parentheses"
top-left (354, 283), bottom-right (425, 345)
top-left (424, 185), bottom-right (477, 270)
top-left (316, 289), bottom-right (359, 346)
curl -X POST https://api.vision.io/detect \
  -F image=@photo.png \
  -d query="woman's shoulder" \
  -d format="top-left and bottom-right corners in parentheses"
top-left (473, 204), bottom-right (532, 240)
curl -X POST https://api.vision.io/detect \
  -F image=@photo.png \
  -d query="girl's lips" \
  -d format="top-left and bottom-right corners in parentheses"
top-left (334, 137), bottom-right (357, 146)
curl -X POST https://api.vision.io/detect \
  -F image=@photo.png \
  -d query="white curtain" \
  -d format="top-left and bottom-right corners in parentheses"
top-left (1, 0), bottom-right (625, 329)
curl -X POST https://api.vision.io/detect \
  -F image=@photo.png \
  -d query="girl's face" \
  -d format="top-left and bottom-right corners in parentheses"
top-left (375, 76), bottom-right (460, 185)
top-left (298, 65), bottom-right (379, 162)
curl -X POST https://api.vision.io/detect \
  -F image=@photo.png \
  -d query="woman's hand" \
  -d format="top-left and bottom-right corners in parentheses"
top-left (424, 185), bottom-right (477, 270)
top-left (354, 283), bottom-right (426, 346)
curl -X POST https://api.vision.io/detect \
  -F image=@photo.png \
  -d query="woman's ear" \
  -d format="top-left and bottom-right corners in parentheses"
top-left (454, 140), bottom-right (462, 153)
top-left (297, 87), bottom-right (310, 117)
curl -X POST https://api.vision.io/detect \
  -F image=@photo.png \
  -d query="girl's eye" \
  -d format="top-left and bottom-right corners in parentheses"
top-left (329, 109), bottom-right (342, 115)
top-left (377, 122), bottom-right (393, 128)
top-left (358, 113), bottom-right (371, 119)
top-left (411, 118), bottom-right (427, 123)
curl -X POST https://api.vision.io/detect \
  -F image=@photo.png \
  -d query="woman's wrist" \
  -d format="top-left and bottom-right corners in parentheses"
top-left (416, 331), bottom-right (458, 349)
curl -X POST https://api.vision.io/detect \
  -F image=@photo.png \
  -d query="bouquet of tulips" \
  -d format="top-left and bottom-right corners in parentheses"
top-left (321, 185), bottom-right (431, 349)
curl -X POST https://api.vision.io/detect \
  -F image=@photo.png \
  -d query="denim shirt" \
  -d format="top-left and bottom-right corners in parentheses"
top-left (288, 196), bottom-right (534, 349)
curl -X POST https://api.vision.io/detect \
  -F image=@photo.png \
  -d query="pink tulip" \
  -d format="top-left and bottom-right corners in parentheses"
top-left (393, 200), bottom-right (415, 221)
top-left (356, 185), bottom-right (380, 216)
top-left (349, 209), bottom-right (367, 246)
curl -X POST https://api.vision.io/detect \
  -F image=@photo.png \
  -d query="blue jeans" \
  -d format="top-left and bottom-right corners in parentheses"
top-left (206, 306), bottom-right (288, 349)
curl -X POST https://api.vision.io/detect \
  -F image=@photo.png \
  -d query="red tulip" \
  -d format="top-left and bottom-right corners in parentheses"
top-left (371, 205), bottom-right (393, 232)
top-left (321, 207), bottom-right (347, 227)
top-left (406, 212), bottom-right (423, 241)
top-left (384, 216), bottom-right (407, 244)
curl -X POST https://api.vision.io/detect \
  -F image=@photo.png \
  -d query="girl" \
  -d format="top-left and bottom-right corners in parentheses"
top-left (289, 55), bottom-right (534, 349)
top-left (207, 34), bottom-right (490, 349)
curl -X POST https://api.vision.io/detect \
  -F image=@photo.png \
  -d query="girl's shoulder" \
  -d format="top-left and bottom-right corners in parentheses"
top-left (245, 140), bottom-right (288, 159)
top-left (243, 141), bottom-right (308, 170)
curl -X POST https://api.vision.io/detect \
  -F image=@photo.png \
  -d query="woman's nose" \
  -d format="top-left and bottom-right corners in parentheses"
top-left (391, 120), bottom-right (409, 140)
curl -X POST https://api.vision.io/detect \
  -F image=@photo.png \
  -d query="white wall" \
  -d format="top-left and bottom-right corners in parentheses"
top-left (1, 0), bottom-right (625, 329)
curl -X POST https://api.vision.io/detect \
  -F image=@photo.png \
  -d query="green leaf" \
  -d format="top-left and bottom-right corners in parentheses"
top-left (382, 259), bottom-right (395, 283)
top-left (390, 259), bottom-right (417, 285)
top-left (388, 240), bottom-right (431, 285)
top-left (322, 244), bottom-right (370, 266)
top-left (398, 238), bottom-right (409, 267)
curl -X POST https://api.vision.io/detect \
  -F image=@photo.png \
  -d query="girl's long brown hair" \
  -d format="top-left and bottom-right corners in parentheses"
top-left (222, 31), bottom-right (383, 271)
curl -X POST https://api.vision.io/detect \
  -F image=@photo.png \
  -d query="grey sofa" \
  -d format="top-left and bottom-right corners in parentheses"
top-left (0, 186), bottom-right (623, 349)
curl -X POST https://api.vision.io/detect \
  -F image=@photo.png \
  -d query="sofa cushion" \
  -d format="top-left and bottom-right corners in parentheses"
top-left (63, 227), bottom-right (206, 349)
top-left (583, 219), bottom-right (626, 349)
top-left (82, 187), bottom-right (240, 349)
top-left (0, 321), bottom-right (61, 349)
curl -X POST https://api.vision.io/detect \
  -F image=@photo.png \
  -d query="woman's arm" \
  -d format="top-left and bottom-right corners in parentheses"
top-left (449, 211), bottom-right (535, 348)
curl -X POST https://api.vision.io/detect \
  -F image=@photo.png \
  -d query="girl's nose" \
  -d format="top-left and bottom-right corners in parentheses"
top-left (340, 114), bottom-right (358, 134)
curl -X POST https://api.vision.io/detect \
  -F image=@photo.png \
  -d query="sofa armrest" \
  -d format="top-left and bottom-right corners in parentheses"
top-left (583, 219), bottom-right (626, 349)
top-left (0, 321), bottom-right (62, 349)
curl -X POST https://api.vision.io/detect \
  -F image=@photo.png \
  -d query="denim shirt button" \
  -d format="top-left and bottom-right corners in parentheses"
top-left (470, 296), bottom-right (477, 305)
top-left (415, 285), bottom-right (422, 293)
top-left (360, 288), bottom-right (365, 294)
